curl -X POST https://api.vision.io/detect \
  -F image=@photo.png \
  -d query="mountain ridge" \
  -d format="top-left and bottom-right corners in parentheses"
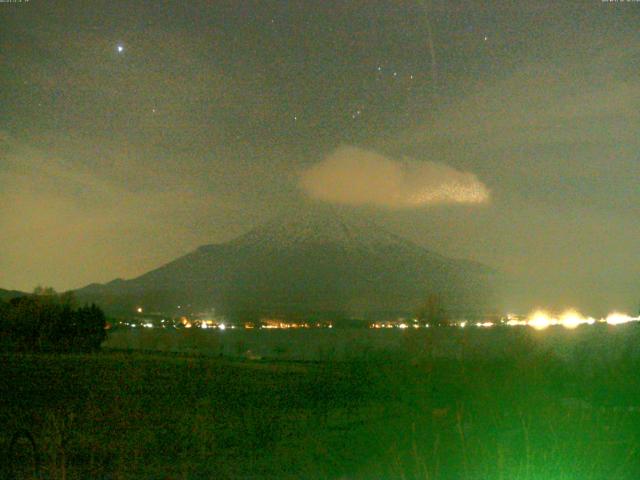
top-left (0, 288), bottom-right (28, 302)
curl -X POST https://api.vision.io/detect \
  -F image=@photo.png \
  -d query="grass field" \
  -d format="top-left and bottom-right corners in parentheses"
top-left (1, 328), bottom-right (640, 479)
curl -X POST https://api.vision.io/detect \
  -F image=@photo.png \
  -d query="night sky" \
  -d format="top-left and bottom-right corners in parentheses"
top-left (1, 0), bottom-right (638, 314)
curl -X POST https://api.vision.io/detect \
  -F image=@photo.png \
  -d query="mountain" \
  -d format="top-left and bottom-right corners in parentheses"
top-left (0, 288), bottom-right (28, 302)
top-left (75, 208), bottom-right (501, 320)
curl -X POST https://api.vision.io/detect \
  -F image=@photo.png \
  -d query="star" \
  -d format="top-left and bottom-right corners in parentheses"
top-left (116, 44), bottom-right (124, 53)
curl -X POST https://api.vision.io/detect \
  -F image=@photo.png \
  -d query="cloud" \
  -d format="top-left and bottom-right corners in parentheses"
top-left (400, 44), bottom-right (640, 213)
top-left (298, 146), bottom-right (489, 208)
top-left (386, 42), bottom-right (640, 312)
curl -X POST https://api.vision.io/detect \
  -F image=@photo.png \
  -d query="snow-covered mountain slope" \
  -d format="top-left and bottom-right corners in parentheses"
top-left (76, 208), bottom-right (500, 319)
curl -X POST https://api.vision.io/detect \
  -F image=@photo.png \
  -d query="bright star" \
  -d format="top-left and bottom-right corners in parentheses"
top-left (117, 44), bottom-right (124, 53)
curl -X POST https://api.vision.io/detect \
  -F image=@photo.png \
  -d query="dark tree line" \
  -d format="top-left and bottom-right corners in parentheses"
top-left (0, 288), bottom-right (107, 352)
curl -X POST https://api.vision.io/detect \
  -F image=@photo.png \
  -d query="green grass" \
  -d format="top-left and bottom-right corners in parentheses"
top-left (1, 336), bottom-right (639, 479)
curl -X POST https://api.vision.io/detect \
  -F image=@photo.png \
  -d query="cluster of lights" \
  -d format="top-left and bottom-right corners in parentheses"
top-left (603, 312), bottom-right (640, 326)
top-left (460, 321), bottom-right (494, 328)
top-left (476, 322), bottom-right (494, 328)
top-left (504, 310), bottom-right (640, 330)
top-left (198, 319), bottom-right (231, 330)
top-left (126, 314), bottom-right (334, 330)
top-left (120, 320), bottom-right (176, 329)
top-left (127, 307), bottom-right (639, 332)
top-left (260, 322), bottom-right (333, 329)
top-left (369, 310), bottom-right (640, 331)
top-left (261, 322), bottom-right (307, 329)
top-left (370, 322), bottom-right (424, 329)
top-left (200, 322), bottom-right (230, 330)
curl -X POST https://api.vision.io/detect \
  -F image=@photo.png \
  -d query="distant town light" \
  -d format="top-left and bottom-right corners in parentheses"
top-left (606, 312), bottom-right (639, 326)
top-left (507, 319), bottom-right (526, 326)
top-left (527, 310), bottom-right (553, 330)
top-left (476, 322), bottom-right (494, 328)
top-left (558, 309), bottom-right (592, 330)
top-left (136, 307), bottom-right (143, 313)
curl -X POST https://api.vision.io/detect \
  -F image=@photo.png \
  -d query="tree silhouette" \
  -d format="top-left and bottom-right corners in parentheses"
top-left (0, 288), bottom-right (107, 352)
top-left (417, 293), bottom-right (449, 326)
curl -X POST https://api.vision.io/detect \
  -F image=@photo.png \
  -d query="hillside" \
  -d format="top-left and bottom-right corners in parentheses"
top-left (76, 208), bottom-right (500, 319)
top-left (0, 288), bottom-right (27, 302)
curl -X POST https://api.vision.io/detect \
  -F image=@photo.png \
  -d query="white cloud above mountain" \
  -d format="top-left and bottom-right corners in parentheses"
top-left (299, 146), bottom-right (489, 208)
